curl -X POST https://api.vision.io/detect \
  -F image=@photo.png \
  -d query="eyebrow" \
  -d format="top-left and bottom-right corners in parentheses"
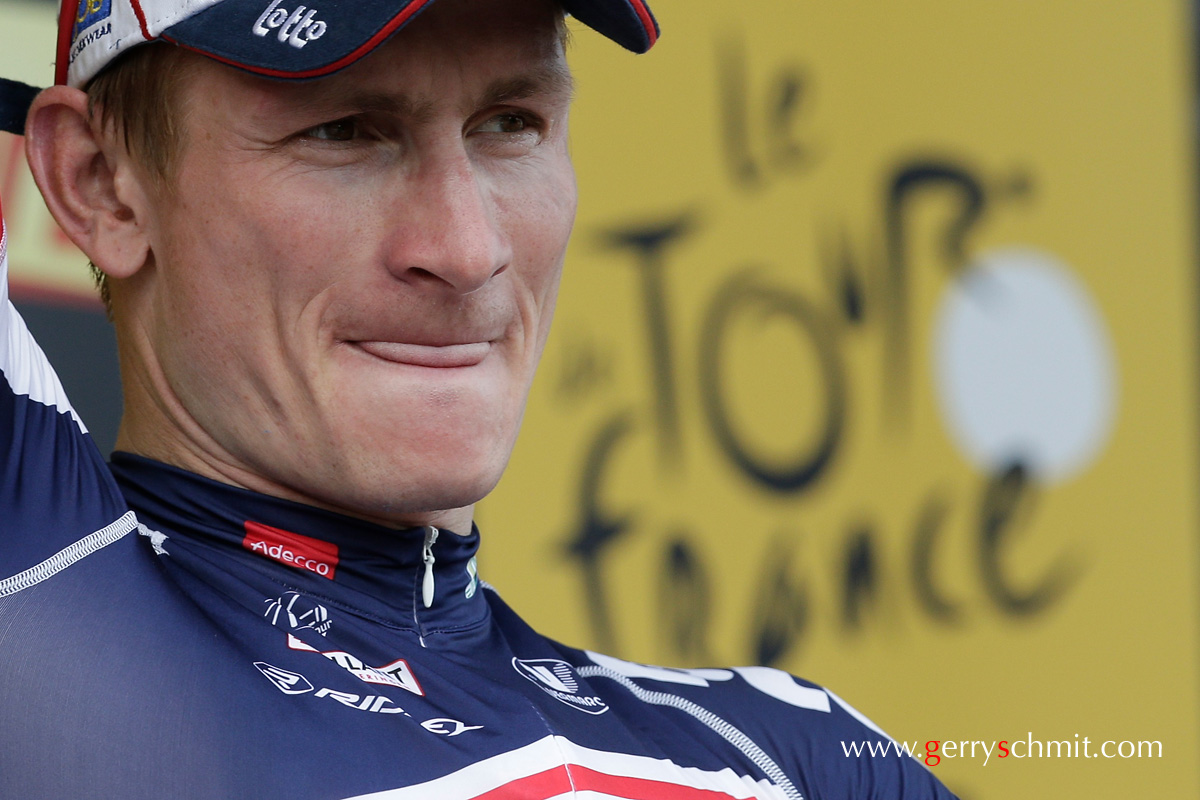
top-left (477, 64), bottom-right (576, 109)
top-left (285, 64), bottom-right (575, 123)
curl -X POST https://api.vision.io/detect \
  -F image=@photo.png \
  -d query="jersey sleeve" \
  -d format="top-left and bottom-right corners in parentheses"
top-left (814, 685), bottom-right (959, 799)
top-left (0, 192), bottom-right (133, 586)
top-left (710, 668), bottom-right (960, 799)
top-left (577, 651), bottom-right (959, 800)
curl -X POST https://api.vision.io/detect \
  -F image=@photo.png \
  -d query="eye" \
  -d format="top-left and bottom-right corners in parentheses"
top-left (475, 113), bottom-right (533, 135)
top-left (299, 118), bottom-right (359, 142)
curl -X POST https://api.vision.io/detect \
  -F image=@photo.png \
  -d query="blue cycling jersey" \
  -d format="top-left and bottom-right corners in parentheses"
top-left (0, 201), bottom-right (957, 799)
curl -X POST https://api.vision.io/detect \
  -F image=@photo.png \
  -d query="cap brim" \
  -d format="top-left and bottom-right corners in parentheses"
top-left (162, 0), bottom-right (658, 81)
top-left (564, 0), bottom-right (657, 53)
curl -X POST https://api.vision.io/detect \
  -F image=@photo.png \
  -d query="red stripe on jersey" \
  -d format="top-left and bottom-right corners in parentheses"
top-left (570, 765), bottom-right (745, 800)
top-left (465, 763), bottom-right (750, 800)
top-left (472, 765), bottom-right (573, 800)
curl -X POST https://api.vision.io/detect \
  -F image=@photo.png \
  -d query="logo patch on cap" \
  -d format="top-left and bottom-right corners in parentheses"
top-left (243, 521), bottom-right (339, 579)
top-left (252, 1), bottom-right (328, 49)
top-left (72, 0), bottom-right (113, 38)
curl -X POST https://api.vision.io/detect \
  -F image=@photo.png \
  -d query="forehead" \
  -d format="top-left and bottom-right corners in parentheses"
top-left (185, 0), bottom-right (571, 116)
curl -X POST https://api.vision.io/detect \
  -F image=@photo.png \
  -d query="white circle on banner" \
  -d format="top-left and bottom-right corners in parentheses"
top-left (933, 249), bottom-right (1117, 484)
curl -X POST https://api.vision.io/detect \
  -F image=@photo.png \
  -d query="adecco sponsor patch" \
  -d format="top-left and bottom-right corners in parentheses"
top-left (243, 521), bottom-right (339, 579)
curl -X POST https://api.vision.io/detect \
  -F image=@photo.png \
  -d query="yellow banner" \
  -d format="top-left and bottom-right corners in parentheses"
top-left (482, 2), bottom-right (1200, 797)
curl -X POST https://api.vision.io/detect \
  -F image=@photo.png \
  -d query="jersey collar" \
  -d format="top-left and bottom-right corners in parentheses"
top-left (109, 452), bottom-right (488, 634)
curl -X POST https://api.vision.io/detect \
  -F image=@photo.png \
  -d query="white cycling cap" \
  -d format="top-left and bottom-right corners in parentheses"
top-left (56, 0), bottom-right (660, 88)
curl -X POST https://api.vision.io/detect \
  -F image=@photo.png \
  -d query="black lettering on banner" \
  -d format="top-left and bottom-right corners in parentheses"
top-left (555, 329), bottom-right (615, 404)
top-left (716, 33), bottom-right (815, 190)
top-left (978, 463), bottom-right (1080, 615)
top-left (841, 524), bottom-right (880, 631)
top-left (881, 162), bottom-right (986, 428)
top-left (767, 67), bottom-right (811, 172)
top-left (561, 144), bottom-right (1075, 662)
top-left (563, 413), bottom-right (637, 654)
top-left (658, 536), bottom-right (713, 663)
top-left (716, 35), bottom-right (758, 188)
top-left (698, 270), bottom-right (845, 493)
top-left (820, 226), bottom-right (868, 326)
top-left (599, 216), bottom-right (697, 467)
top-left (750, 531), bottom-right (808, 667)
top-left (911, 492), bottom-right (964, 624)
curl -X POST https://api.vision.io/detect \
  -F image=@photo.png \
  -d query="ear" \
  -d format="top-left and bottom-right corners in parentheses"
top-left (24, 85), bottom-right (152, 279)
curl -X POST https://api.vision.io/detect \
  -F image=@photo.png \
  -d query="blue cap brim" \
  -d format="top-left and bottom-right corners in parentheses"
top-left (162, 0), bottom-right (658, 81)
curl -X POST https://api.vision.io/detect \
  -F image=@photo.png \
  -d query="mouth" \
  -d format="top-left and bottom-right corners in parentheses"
top-left (351, 340), bottom-right (492, 368)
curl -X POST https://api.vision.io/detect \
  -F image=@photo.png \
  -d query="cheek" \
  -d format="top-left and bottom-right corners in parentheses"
top-left (159, 167), bottom-right (360, 319)
top-left (148, 181), bottom-right (343, 404)
top-left (506, 166), bottom-right (576, 311)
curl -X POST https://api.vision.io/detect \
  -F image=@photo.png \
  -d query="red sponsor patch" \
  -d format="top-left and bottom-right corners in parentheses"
top-left (243, 521), bottom-right (339, 580)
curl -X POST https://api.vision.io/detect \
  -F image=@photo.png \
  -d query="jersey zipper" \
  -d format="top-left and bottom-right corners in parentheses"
top-left (421, 526), bottom-right (439, 609)
top-left (413, 526), bottom-right (439, 647)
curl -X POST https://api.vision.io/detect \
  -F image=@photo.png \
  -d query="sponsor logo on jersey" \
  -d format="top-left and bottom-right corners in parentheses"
top-left (287, 633), bottom-right (424, 695)
top-left (243, 521), bottom-right (339, 579)
top-left (254, 661), bottom-right (314, 695)
top-left (254, 654), bottom-right (479, 732)
top-left (252, 1), bottom-right (328, 48)
top-left (512, 658), bottom-right (609, 715)
top-left (315, 687), bottom-right (407, 714)
top-left (264, 591), bottom-right (333, 635)
top-left (422, 718), bottom-right (484, 737)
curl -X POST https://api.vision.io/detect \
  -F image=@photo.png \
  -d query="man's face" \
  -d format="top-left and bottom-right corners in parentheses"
top-left (124, 0), bottom-right (576, 528)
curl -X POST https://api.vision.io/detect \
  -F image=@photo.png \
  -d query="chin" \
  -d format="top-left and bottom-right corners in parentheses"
top-left (310, 385), bottom-right (523, 522)
top-left (318, 438), bottom-right (510, 525)
top-left (400, 464), bottom-right (502, 513)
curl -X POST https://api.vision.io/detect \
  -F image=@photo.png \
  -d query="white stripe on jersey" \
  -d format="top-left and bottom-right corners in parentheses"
top-left (0, 511), bottom-right (137, 596)
top-left (0, 210), bottom-right (87, 432)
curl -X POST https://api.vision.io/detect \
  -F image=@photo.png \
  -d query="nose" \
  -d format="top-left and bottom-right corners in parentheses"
top-left (383, 150), bottom-right (512, 294)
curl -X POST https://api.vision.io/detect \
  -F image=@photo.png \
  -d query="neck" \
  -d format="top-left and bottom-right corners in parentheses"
top-left (114, 419), bottom-right (476, 536)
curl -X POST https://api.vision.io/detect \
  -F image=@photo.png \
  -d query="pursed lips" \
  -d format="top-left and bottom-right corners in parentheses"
top-left (352, 340), bottom-right (493, 368)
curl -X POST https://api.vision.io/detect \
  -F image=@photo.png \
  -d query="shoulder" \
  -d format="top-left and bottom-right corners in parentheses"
top-left (0, 195), bottom-right (131, 584)
top-left (563, 648), bottom-right (959, 800)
